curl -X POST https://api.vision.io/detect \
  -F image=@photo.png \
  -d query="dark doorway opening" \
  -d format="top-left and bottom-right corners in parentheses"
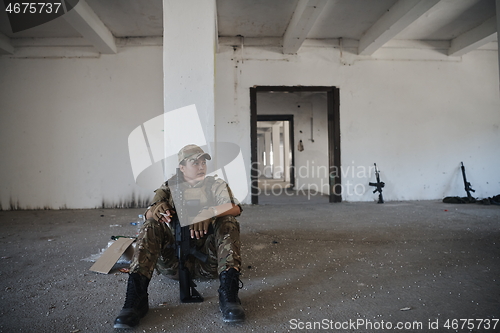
top-left (250, 86), bottom-right (341, 204)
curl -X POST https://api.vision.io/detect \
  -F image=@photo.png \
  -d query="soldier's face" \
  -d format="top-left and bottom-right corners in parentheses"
top-left (180, 157), bottom-right (207, 184)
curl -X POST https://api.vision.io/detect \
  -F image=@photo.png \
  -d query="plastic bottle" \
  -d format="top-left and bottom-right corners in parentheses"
top-left (131, 214), bottom-right (144, 235)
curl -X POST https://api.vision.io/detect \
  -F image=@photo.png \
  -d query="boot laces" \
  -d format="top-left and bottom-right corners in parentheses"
top-left (123, 285), bottom-right (138, 308)
top-left (123, 274), bottom-right (147, 308)
top-left (220, 269), bottom-right (243, 302)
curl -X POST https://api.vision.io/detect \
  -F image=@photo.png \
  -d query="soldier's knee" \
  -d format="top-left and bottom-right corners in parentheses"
top-left (215, 216), bottom-right (240, 236)
top-left (143, 217), bottom-right (159, 228)
top-left (144, 217), bottom-right (158, 225)
top-left (139, 218), bottom-right (172, 240)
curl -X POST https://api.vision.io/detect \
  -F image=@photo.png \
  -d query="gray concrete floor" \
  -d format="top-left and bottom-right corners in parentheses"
top-left (1, 199), bottom-right (499, 332)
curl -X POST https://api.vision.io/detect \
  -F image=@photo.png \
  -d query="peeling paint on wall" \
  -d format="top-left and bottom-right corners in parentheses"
top-left (1, 193), bottom-right (152, 211)
top-left (6, 197), bottom-right (55, 211)
top-left (99, 192), bottom-right (152, 209)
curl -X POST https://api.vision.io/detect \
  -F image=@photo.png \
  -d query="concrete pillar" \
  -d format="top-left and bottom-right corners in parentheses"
top-left (272, 123), bottom-right (281, 179)
top-left (497, 0), bottom-right (500, 94)
top-left (283, 121), bottom-right (290, 182)
top-left (257, 134), bottom-right (265, 176)
top-left (163, 0), bottom-right (216, 165)
top-left (264, 130), bottom-right (272, 178)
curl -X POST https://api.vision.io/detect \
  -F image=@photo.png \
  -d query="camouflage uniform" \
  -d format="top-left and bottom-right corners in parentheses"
top-left (129, 175), bottom-right (242, 280)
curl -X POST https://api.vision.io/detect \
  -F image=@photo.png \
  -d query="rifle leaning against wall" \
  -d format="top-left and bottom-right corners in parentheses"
top-left (460, 162), bottom-right (475, 202)
top-left (369, 163), bottom-right (385, 204)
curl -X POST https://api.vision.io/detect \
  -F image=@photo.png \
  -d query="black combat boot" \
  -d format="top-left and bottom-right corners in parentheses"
top-left (113, 273), bottom-right (150, 328)
top-left (218, 268), bottom-right (245, 323)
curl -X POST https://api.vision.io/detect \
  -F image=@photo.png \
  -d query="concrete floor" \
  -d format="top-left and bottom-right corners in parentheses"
top-left (1, 199), bottom-right (499, 332)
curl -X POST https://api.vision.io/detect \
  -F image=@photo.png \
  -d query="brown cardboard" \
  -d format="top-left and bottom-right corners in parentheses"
top-left (89, 237), bottom-right (135, 274)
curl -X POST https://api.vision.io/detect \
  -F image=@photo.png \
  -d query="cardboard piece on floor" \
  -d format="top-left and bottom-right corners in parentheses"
top-left (90, 237), bottom-right (135, 274)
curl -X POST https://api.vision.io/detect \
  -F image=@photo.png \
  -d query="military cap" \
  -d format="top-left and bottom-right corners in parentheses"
top-left (178, 144), bottom-right (212, 163)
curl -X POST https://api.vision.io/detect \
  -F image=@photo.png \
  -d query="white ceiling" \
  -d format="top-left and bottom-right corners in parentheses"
top-left (0, 0), bottom-right (497, 55)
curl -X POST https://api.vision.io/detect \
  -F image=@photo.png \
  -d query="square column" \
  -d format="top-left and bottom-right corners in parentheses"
top-left (264, 130), bottom-right (272, 178)
top-left (163, 0), bottom-right (216, 157)
top-left (497, 0), bottom-right (500, 94)
top-left (272, 122), bottom-right (282, 179)
top-left (283, 121), bottom-right (290, 182)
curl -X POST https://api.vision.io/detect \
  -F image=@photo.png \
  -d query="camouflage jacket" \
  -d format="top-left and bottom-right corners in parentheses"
top-left (148, 175), bottom-right (242, 217)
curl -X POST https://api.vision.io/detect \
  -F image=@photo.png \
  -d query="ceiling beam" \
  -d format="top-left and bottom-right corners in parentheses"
top-left (283, 0), bottom-right (328, 54)
top-left (358, 0), bottom-right (441, 56)
top-left (0, 33), bottom-right (14, 54)
top-left (62, 0), bottom-right (117, 54)
top-left (448, 16), bottom-right (497, 56)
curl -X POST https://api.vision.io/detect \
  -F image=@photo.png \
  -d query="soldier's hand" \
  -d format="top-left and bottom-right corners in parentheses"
top-left (189, 219), bottom-right (211, 239)
top-left (151, 202), bottom-right (173, 223)
top-left (158, 210), bottom-right (174, 223)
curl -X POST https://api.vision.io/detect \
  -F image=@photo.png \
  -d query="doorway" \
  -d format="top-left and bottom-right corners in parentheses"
top-left (257, 115), bottom-right (295, 195)
top-left (250, 86), bottom-right (341, 204)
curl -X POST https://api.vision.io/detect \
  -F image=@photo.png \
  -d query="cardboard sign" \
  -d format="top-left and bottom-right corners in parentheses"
top-left (89, 237), bottom-right (135, 274)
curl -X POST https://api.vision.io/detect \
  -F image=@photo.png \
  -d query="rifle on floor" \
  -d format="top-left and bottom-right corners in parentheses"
top-left (171, 214), bottom-right (207, 303)
top-left (369, 163), bottom-right (385, 204)
top-left (460, 162), bottom-right (475, 202)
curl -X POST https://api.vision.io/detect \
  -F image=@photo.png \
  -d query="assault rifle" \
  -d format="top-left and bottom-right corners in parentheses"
top-left (171, 168), bottom-right (214, 303)
top-left (171, 213), bottom-right (207, 303)
top-left (369, 163), bottom-right (385, 204)
top-left (460, 162), bottom-right (475, 202)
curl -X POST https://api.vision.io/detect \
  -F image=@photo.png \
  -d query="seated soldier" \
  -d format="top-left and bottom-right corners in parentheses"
top-left (114, 144), bottom-right (245, 328)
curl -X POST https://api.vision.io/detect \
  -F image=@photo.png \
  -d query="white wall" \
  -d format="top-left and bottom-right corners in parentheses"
top-left (215, 44), bottom-right (500, 203)
top-left (0, 45), bottom-right (162, 209)
top-left (0, 41), bottom-right (498, 209)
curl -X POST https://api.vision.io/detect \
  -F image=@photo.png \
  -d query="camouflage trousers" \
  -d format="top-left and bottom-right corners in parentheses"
top-left (129, 215), bottom-right (241, 280)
